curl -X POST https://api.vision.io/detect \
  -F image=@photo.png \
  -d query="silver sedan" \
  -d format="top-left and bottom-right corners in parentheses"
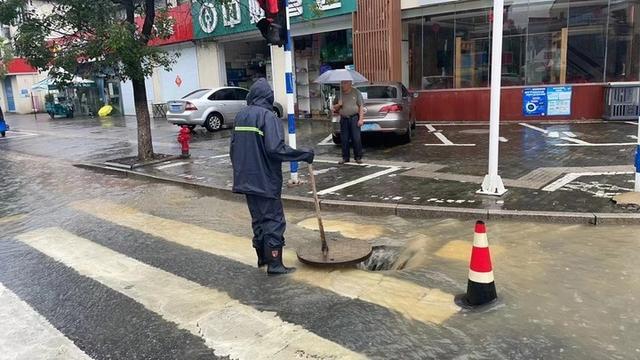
top-left (331, 82), bottom-right (415, 143)
top-left (166, 87), bottom-right (284, 132)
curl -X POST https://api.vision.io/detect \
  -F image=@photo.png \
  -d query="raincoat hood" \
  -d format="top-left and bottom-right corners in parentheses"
top-left (246, 78), bottom-right (274, 110)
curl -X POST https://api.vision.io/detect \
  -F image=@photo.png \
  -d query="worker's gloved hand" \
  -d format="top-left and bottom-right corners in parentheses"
top-left (300, 147), bottom-right (315, 164)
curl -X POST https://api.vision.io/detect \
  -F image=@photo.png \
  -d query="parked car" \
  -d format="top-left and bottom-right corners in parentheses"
top-left (331, 82), bottom-right (415, 144)
top-left (166, 87), bottom-right (284, 132)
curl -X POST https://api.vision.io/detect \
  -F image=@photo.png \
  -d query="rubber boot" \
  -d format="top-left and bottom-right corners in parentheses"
top-left (266, 247), bottom-right (296, 275)
top-left (256, 247), bottom-right (267, 268)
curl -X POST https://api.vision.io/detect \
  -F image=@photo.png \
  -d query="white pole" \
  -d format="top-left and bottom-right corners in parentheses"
top-left (284, 0), bottom-right (299, 184)
top-left (635, 114), bottom-right (640, 192)
top-left (478, 0), bottom-right (507, 196)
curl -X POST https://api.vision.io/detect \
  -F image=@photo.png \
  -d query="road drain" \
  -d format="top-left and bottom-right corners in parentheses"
top-left (358, 246), bottom-right (403, 271)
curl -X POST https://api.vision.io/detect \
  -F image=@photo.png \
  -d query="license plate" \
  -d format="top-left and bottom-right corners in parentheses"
top-left (361, 123), bottom-right (379, 132)
top-left (169, 104), bottom-right (182, 113)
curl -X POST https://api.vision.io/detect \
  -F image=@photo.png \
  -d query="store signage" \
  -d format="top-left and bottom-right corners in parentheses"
top-left (523, 86), bottom-right (572, 116)
top-left (193, 0), bottom-right (357, 39)
top-left (137, 3), bottom-right (194, 46)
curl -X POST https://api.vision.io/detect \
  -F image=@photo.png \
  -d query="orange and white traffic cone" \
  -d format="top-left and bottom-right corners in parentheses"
top-left (462, 220), bottom-right (497, 307)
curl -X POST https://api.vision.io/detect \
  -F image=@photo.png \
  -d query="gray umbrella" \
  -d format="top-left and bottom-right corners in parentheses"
top-left (314, 69), bottom-right (368, 84)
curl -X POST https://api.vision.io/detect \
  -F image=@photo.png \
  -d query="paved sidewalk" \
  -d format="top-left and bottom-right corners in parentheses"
top-left (79, 120), bottom-right (640, 223)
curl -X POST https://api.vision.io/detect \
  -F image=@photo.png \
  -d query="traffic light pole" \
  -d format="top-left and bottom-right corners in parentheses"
top-left (284, 0), bottom-right (299, 184)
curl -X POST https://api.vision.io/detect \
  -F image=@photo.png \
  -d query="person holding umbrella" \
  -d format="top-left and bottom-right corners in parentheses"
top-left (315, 69), bottom-right (368, 164)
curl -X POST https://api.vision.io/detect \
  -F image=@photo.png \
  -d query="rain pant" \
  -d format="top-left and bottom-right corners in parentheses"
top-left (230, 78), bottom-right (313, 248)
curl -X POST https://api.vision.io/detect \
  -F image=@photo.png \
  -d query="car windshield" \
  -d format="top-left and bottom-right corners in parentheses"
top-left (356, 86), bottom-right (398, 99)
top-left (181, 89), bottom-right (210, 100)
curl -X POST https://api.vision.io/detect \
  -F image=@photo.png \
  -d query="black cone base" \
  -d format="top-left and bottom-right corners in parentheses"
top-left (460, 280), bottom-right (497, 308)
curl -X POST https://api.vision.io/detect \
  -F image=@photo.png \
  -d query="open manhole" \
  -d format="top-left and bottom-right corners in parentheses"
top-left (358, 246), bottom-right (403, 271)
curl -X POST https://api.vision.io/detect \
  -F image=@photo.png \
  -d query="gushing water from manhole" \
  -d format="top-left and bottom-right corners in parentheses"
top-left (359, 235), bottom-right (432, 271)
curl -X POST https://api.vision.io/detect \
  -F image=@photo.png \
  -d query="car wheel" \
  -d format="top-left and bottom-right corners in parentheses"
top-left (204, 113), bottom-right (223, 132)
top-left (332, 133), bottom-right (341, 145)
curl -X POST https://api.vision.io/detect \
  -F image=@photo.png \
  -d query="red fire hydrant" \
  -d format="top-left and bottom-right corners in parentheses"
top-left (177, 125), bottom-right (191, 159)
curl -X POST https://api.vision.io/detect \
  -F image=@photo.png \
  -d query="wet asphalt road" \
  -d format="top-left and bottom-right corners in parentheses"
top-left (0, 114), bottom-right (639, 359)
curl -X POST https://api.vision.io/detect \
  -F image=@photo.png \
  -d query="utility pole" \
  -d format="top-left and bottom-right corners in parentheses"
top-left (284, 0), bottom-right (298, 184)
top-left (478, 0), bottom-right (507, 196)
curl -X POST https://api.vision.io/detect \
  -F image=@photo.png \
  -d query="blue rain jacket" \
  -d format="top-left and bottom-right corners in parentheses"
top-left (230, 78), bottom-right (313, 199)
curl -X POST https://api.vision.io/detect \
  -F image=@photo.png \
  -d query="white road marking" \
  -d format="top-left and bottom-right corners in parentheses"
top-left (0, 130), bottom-right (39, 140)
top-left (72, 200), bottom-right (461, 326)
top-left (433, 132), bottom-right (454, 145)
top-left (425, 124), bottom-right (437, 132)
top-left (210, 154), bottom-right (229, 159)
top-left (155, 161), bottom-right (188, 170)
top-left (542, 171), bottom-right (634, 192)
top-left (625, 121), bottom-right (638, 125)
top-left (548, 131), bottom-right (560, 138)
top-left (555, 142), bottom-right (637, 147)
top-left (17, 228), bottom-right (365, 360)
top-left (563, 131), bottom-right (577, 137)
top-left (627, 135), bottom-right (638, 140)
top-left (560, 137), bottom-right (590, 145)
top-left (499, 137), bottom-right (508, 143)
top-left (317, 134), bottom-right (334, 146)
top-left (0, 282), bottom-right (93, 360)
top-left (317, 167), bottom-right (401, 195)
top-left (519, 123), bottom-right (549, 134)
top-left (424, 143), bottom-right (476, 147)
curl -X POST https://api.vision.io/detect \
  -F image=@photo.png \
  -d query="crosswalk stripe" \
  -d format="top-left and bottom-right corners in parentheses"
top-left (0, 214), bottom-right (26, 225)
top-left (71, 200), bottom-right (460, 325)
top-left (0, 282), bottom-right (93, 360)
top-left (16, 228), bottom-right (365, 360)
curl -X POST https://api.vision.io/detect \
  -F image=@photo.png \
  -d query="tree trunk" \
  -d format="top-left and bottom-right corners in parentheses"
top-left (132, 77), bottom-right (154, 161)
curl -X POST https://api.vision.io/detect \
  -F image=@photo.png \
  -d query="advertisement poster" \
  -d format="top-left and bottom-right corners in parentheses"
top-left (523, 87), bottom-right (547, 116)
top-left (547, 86), bottom-right (572, 116)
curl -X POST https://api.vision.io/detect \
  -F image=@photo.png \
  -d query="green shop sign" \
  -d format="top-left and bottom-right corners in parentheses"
top-left (193, 0), bottom-right (357, 39)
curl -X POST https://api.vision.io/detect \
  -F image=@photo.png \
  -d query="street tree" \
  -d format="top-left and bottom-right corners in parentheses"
top-left (2, 0), bottom-right (178, 161)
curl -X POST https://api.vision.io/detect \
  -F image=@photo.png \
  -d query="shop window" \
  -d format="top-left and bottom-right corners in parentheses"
top-left (606, 0), bottom-right (640, 82)
top-left (566, 0), bottom-right (608, 83)
top-left (454, 5), bottom-right (492, 88)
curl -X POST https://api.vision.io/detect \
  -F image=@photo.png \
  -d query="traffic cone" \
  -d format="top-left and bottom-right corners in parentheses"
top-left (462, 220), bottom-right (497, 307)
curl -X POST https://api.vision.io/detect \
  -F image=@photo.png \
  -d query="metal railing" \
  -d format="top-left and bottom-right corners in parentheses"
top-left (603, 82), bottom-right (640, 121)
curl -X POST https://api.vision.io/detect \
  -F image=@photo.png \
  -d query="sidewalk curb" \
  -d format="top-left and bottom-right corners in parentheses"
top-left (73, 162), bottom-right (640, 225)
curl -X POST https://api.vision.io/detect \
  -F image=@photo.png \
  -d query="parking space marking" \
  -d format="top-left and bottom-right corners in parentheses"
top-left (317, 167), bottom-right (401, 196)
top-left (625, 121), bottom-right (638, 125)
top-left (520, 123), bottom-right (549, 134)
top-left (561, 137), bottom-right (590, 145)
top-left (155, 161), bottom-right (188, 170)
top-left (499, 137), bottom-right (508, 143)
top-left (542, 171), bottom-right (634, 192)
top-left (627, 135), bottom-right (638, 140)
top-left (563, 131), bottom-right (577, 137)
top-left (424, 125), bottom-right (476, 147)
top-left (555, 142), bottom-right (637, 147)
top-left (318, 134), bottom-right (334, 146)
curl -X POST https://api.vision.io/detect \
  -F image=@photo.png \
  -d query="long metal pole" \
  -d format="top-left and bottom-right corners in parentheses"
top-left (478, 0), bottom-right (507, 196)
top-left (635, 113), bottom-right (640, 191)
top-left (284, 0), bottom-right (298, 184)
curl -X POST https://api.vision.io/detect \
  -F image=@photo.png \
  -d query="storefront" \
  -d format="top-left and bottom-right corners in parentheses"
top-left (192, 0), bottom-right (357, 116)
top-left (0, 58), bottom-right (46, 114)
top-left (402, 0), bottom-right (640, 121)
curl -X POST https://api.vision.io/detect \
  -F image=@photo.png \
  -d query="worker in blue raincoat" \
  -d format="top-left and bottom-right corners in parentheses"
top-left (230, 78), bottom-right (314, 275)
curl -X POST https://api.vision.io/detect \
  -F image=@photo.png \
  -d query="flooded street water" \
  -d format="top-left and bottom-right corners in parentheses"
top-left (1, 114), bottom-right (640, 359)
top-left (1, 148), bottom-right (639, 359)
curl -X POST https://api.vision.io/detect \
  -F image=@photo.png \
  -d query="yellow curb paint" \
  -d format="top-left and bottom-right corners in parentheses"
top-left (72, 200), bottom-right (460, 325)
top-left (17, 228), bottom-right (365, 360)
top-left (297, 218), bottom-right (385, 240)
top-left (435, 240), bottom-right (505, 262)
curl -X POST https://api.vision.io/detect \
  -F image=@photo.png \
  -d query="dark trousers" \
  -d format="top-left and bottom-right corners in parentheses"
top-left (340, 115), bottom-right (363, 161)
top-left (245, 194), bottom-right (286, 249)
